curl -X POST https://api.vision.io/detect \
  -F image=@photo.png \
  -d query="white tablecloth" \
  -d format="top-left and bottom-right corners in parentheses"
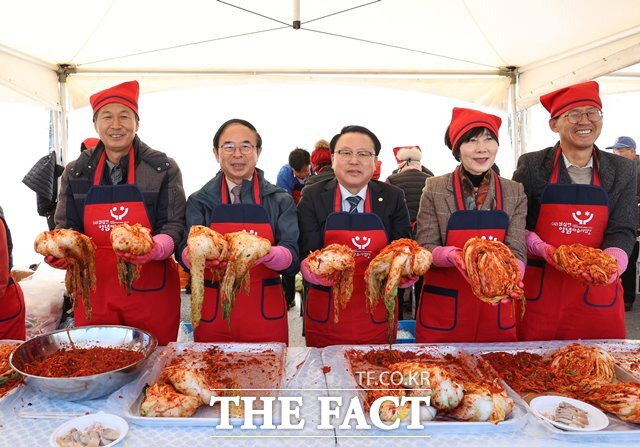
top-left (2, 342), bottom-right (640, 446)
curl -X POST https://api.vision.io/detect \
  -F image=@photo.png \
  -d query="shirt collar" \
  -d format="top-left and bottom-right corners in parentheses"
top-left (562, 152), bottom-right (593, 169)
top-left (225, 178), bottom-right (241, 192)
top-left (338, 183), bottom-right (368, 212)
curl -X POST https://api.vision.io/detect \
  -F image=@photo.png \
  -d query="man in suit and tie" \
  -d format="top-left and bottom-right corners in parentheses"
top-left (297, 125), bottom-right (411, 347)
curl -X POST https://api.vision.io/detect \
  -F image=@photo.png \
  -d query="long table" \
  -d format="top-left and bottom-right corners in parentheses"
top-left (1, 342), bottom-right (640, 447)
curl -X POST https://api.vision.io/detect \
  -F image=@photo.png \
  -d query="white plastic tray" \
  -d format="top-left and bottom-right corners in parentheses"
top-left (321, 344), bottom-right (528, 434)
top-left (120, 342), bottom-right (286, 426)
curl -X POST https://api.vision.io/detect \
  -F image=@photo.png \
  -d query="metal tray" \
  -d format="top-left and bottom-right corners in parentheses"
top-left (475, 342), bottom-right (640, 439)
top-left (321, 344), bottom-right (528, 434)
top-left (121, 342), bottom-right (286, 426)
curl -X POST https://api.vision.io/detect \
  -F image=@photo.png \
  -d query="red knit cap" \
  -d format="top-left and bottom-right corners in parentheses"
top-left (90, 80), bottom-right (139, 116)
top-left (448, 107), bottom-right (501, 151)
top-left (393, 146), bottom-right (422, 163)
top-left (81, 138), bottom-right (100, 151)
top-left (540, 81), bottom-right (601, 118)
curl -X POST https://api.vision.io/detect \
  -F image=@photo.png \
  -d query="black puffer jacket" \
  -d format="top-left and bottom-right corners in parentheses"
top-left (54, 136), bottom-right (186, 246)
top-left (386, 168), bottom-right (432, 223)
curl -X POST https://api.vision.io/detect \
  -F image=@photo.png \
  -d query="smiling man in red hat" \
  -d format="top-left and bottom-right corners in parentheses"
top-left (513, 80), bottom-right (637, 341)
top-left (49, 80), bottom-right (186, 345)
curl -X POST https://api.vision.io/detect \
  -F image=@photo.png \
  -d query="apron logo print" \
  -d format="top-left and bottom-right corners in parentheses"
top-left (572, 210), bottom-right (594, 225)
top-left (110, 206), bottom-right (129, 221)
top-left (241, 229), bottom-right (259, 236)
top-left (480, 235), bottom-right (497, 241)
top-left (351, 236), bottom-right (372, 250)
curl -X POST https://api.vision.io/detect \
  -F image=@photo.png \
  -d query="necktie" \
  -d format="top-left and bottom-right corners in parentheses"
top-left (231, 185), bottom-right (242, 204)
top-left (346, 195), bottom-right (361, 214)
top-left (110, 164), bottom-right (123, 185)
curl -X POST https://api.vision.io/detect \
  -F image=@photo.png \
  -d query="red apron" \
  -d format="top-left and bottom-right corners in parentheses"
top-left (305, 186), bottom-right (391, 348)
top-left (194, 172), bottom-right (288, 344)
top-left (416, 167), bottom-right (517, 343)
top-left (520, 148), bottom-right (624, 340)
top-left (0, 216), bottom-right (25, 340)
top-left (80, 148), bottom-right (181, 345)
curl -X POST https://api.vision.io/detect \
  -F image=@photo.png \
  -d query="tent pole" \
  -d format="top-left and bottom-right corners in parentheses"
top-left (292, 0), bottom-right (300, 29)
top-left (56, 65), bottom-right (75, 165)
top-left (505, 67), bottom-right (523, 165)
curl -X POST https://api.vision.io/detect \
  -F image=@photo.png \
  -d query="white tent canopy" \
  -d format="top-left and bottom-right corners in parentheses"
top-left (1, 0), bottom-right (640, 155)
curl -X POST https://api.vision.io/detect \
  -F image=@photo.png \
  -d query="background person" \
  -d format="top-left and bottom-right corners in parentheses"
top-left (304, 139), bottom-right (334, 189)
top-left (607, 136), bottom-right (640, 311)
top-left (415, 108), bottom-right (526, 343)
top-left (276, 147), bottom-right (311, 310)
top-left (276, 148), bottom-right (311, 205)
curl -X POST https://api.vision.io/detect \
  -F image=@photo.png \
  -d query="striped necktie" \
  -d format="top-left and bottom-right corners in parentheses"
top-left (346, 195), bottom-right (362, 214)
top-left (231, 185), bottom-right (241, 204)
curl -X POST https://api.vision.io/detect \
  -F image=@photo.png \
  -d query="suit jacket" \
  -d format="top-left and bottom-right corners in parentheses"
top-left (512, 143), bottom-right (637, 255)
top-left (297, 178), bottom-right (411, 257)
top-left (415, 171), bottom-right (527, 263)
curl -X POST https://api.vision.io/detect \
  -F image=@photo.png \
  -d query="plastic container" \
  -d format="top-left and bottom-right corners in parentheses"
top-left (396, 319), bottom-right (416, 343)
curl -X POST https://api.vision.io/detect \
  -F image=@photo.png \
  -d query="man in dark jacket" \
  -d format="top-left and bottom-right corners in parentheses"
top-left (179, 119), bottom-right (299, 344)
top-left (513, 80), bottom-right (637, 341)
top-left (297, 125), bottom-right (412, 347)
top-left (51, 81), bottom-right (186, 345)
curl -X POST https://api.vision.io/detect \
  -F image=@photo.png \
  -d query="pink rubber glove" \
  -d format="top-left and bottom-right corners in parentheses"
top-left (398, 276), bottom-right (419, 288)
top-left (119, 234), bottom-right (175, 265)
top-left (300, 258), bottom-right (332, 287)
top-left (253, 246), bottom-right (292, 271)
top-left (450, 249), bottom-right (470, 283)
top-left (431, 246), bottom-right (460, 268)
top-left (44, 255), bottom-right (68, 269)
top-left (516, 259), bottom-right (525, 281)
top-left (525, 230), bottom-right (559, 268)
top-left (181, 247), bottom-right (228, 270)
top-left (581, 247), bottom-right (628, 286)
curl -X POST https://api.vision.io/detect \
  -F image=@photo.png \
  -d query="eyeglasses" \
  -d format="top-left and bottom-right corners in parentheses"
top-left (219, 143), bottom-right (256, 154)
top-left (561, 109), bottom-right (603, 124)
top-left (335, 149), bottom-right (376, 160)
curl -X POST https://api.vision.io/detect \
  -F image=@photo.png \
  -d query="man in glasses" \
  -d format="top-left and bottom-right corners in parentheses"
top-left (179, 119), bottom-right (299, 344)
top-left (297, 125), bottom-right (411, 347)
top-left (513, 81), bottom-right (637, 341)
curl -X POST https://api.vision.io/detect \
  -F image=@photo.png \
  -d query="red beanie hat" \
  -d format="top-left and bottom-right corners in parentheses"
top-left (81, 138), bottom-right (100, 151)
top-left (310, 139), bottom-right (331, 171)
top-left (540, 81), bottom-right (601, 118)
top-left (448, 107), bottom-right (501, 151)
top-left (393, 146), bottom-right (422, 163)
top-left (90, 80), bottom-right (139, 116)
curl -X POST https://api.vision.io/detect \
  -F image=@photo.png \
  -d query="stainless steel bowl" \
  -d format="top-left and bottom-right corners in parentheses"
top-left (9, 325), bottom-right (157, 401)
